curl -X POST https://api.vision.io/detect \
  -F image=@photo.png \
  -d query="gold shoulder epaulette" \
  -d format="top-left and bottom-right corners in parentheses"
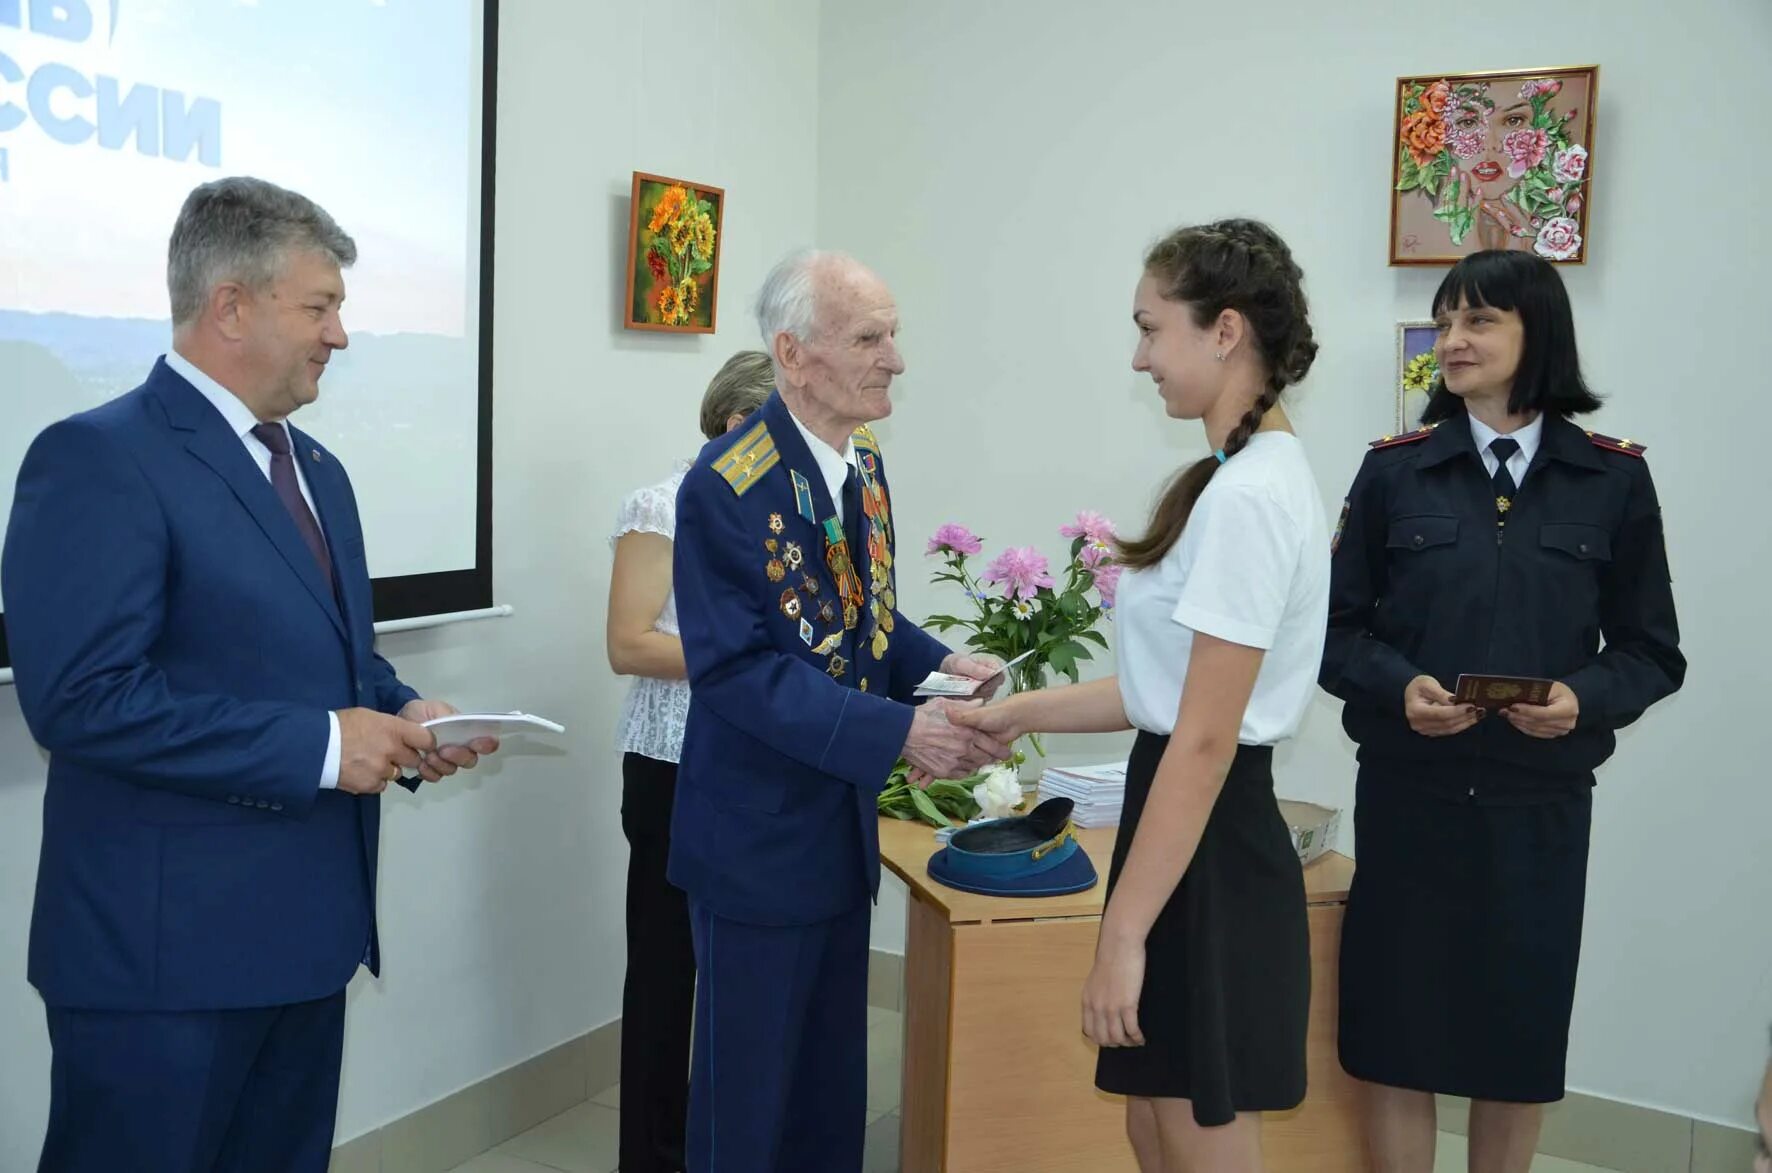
top-left (1586, 431), bottom-right (1646, 458)
top-left (851, 424), bottom-right (880, 454)
top-left (1369, 423), bottom-right (1438, 450)
top-left (713, 421), bottom-right (779, 496)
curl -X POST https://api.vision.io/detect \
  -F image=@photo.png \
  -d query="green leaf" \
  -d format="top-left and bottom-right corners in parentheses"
top-left (1049, 643), bottom-right (1076, 678)
top-left (1077, 629), bottom-right (1109, 650)
top-left (909, 786), bottom-right (946, 828)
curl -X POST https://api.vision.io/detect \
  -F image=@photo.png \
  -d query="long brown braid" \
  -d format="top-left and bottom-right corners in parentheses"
top-left (1116, 219), bottom-right (1319, 571)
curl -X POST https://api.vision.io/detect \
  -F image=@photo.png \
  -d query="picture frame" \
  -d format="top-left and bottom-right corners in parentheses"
top-left (1390, 65), bottom-right (1598, 266)
top-left (1395, 319), bottom-right (1438, 433)
top-left (624, 171), bottom-right (725, 333)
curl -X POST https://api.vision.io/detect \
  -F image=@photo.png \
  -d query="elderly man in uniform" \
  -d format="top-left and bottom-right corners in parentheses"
top-left (669, 250), bottom-right (1008, 1171)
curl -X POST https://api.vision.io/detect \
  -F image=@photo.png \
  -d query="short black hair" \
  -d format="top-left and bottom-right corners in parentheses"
top-left (1420, 249), bottom-right (1601, 424)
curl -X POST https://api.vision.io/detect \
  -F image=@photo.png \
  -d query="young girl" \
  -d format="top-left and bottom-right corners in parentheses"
top-left (958, 219), bottom-right (1329, 1172)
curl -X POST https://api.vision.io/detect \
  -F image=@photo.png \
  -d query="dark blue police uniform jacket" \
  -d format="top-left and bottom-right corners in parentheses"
top-left (1320, 407), bottom-right (1685, 777)
top-left (670, 392), bottom-right (949, 926)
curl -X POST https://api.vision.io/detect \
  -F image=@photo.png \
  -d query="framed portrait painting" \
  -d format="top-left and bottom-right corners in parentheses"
top-left (1395, 320), bottom-right (1438, 433)
top-left (1390, 66), bottom-right (1597, 266)
top-left (625, 172), bottom-right (725, 333)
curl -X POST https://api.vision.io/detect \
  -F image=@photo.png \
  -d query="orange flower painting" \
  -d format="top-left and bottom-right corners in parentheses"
top-left (625, 172), bottom-right (725, 333)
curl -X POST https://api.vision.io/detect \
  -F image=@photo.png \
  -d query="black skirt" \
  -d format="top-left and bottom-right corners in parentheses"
top-left (1094, 733), bottom-right (1310, 1125)
top-left (1338, 758), bottom-right (1594, 1103)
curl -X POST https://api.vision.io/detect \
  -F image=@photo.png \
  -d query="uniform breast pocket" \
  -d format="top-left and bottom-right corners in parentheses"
top-left (1385, 514), bottom-right (1460, 554)
top-left (1538, 522), bottom-right (1611, 564)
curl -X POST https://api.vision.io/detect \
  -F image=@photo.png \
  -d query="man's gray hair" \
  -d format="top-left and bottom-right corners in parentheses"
top-left (167, 176), bottom-right (357, 326)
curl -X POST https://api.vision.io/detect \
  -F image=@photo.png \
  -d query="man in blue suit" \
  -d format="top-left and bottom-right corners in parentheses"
top-left (1, 177), bottom-right (498, 1173)
top-left (671, 250), bottom-right (1011, 1171)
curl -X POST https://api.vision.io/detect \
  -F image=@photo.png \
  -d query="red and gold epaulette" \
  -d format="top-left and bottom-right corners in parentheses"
top-left (1369, 423), bottom-right (1438, 450)
top-left (1585, 431), bottom-right (1646, 458)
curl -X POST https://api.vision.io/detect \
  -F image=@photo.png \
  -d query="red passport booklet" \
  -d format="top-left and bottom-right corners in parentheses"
top-left (1454, 674), bottom-right (1554, 709)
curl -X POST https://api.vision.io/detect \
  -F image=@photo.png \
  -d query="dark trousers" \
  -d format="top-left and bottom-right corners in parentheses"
top-left (620, 752), bottom-right (697, 1173)
top-left (685, 902), bottom-right (870, 1173)
top-left (39, 990), bottom-right (347, 1173)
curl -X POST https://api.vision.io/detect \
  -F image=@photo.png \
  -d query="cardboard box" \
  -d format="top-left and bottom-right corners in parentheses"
top-left (1277, 799), bottom-right (1341, 867)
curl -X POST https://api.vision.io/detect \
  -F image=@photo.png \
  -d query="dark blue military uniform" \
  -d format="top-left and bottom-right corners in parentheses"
top-left (1320, 405), bottom-right (1684, 1102)
top-left (670, 391), bottom-right (949, 1171)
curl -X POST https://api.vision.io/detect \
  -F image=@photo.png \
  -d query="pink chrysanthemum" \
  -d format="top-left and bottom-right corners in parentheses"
top-left (926, 523), bottom-right (983, 556)
top-left (983, 546), bottom-right (1056, 602)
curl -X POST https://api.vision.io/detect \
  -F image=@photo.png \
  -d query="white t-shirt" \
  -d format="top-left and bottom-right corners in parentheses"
top-left (1117, 432), bottom-right (1330, 744)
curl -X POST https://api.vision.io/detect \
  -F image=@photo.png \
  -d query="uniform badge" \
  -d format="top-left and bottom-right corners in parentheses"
top-left (882, 586), bottom-right (896, 611)
top-left (859, 677), bottom-right (870, 693)
top-left (768, 513), bottom-right (785, 535)
top-left (870, 626), bottom-right (889, 660)
top-left (765, 538), bottom-right (779, 554)
top-left (1331, 500), bottom-right (1349, 554)
top-left (780, 588), bottom-right (802, 619)
top-left (844, 602), bottom-right (859, 630)
top-left (799, 618), bottom-right (815, 646)
top-left (826, 654), bottom-right (848, 678)
top-left (802, 573), bottom-right (821, 596)
top-left (765, 558), bottom-right (786, 583)
top-left (812, 632), bottom-right (844, 655)
top-left (783, 542), bottom-right (804, 570)
top-left (791, 470), bottom-right (816, 522)
top-left (819, 600), bottom-right (836, 624)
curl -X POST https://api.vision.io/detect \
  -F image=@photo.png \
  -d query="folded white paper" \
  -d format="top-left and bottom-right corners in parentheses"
top-left (913, 649), bottom-right (1035, 698)
top-left (422, 712), bottom-right (566, 748)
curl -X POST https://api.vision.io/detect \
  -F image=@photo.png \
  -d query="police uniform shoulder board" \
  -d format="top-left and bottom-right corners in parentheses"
top-left (714, 421), bottom-right (778, 496)
top-left (1585, 430), bottom-right (1647, 458)
top-left (1368, 422), bottom-right (1439, 450)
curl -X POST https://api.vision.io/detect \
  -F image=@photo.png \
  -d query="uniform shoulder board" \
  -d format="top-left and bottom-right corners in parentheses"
top-left (851, 424), bottom-right (881, 454)
top-left (712, 420), bottom-right (779, 496)
top-left (1585, 430), bottom-right (1647, 458)
top-left (1369, 423), bottom-right (1438, 450)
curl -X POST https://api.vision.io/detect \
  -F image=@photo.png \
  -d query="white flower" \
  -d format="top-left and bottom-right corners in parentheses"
top-left (972, 764), bottom-right (1023, 819)
top-left (1533, 217), bottom-right (1582, 261)
top-left (1551, 145), bottom-right (1588, 185)
top-left (1010, 599), bottom-right (1035, 620)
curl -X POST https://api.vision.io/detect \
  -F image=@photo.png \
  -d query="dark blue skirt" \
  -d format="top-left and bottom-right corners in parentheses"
top-left (1338, 758), bottom-right (1594, 1102)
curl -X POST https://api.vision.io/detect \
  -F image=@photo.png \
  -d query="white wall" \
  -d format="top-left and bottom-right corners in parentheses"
top-left (0, 0), bottom-right (820, 1165)
top-left (822, 0), bottom-right (1772, 1130)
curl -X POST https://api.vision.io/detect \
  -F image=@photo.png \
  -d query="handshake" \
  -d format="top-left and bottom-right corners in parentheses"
top-left (899, 654), bottom-right (1016, 782)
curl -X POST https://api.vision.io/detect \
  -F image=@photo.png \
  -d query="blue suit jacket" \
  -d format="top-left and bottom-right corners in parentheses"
top-left (1, 358), bottom-right (418, 1012)
top-left (669, 393), bottom-right (950, 926)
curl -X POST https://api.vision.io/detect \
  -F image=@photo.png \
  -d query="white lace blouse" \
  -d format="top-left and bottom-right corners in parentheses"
top-left (610, 462), bottom-right (692, 764)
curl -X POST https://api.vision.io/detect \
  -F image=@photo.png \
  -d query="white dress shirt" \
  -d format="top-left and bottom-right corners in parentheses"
top-left (786, 407), bottom-right (858, 524)
top-left (164, 350), bottom-right (344, 791)
top-left (1467, 411), bottom-right (1543, 487)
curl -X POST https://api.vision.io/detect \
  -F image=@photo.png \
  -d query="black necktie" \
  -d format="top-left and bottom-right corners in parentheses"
top-left (251, 422), bottom-right (333, 583)
top-left (1489, 436), bottom-right (1520, 521)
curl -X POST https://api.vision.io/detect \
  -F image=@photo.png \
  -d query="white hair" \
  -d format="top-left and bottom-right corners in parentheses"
top-left (755, 249), bottom-right (870, 379)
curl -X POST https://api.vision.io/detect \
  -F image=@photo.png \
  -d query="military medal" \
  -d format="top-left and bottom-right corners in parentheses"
top-left (826, 653), bottom-right (847, 678)
top-left (870, 626), bottom-right (889, 659)
top-left (768, 513), bottom-right (785, 535)
top-left (783, 541), bottom-right (803, 570)
top-left (799, 618), bottom-right (815, 646)
top-left (780, 588), bottom-right (801, 619)
top-left (766, 558), bottom-right (785, 583)
top-left (819, 600), bottom-right (835, 623)
top-left (812, 632), bottom-right (843, 655)
top-left (765, 538), bottom-right (779, 553)
top-left (843, 602), bottom-right (859, 630)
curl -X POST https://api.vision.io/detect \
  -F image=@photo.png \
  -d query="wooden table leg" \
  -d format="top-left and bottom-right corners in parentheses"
top-left (900, 891), bottom-right (953, 1171)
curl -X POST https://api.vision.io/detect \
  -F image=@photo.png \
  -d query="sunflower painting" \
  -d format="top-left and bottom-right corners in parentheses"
top-left (625, 172), bottom-right (724, 333)
top-left (1395, 320), bottom-right (1439, 432)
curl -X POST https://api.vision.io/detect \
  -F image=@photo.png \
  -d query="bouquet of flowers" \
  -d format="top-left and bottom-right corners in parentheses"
top-left (876, 512), bottom-right (1121, 828)
top-left (643, 184), bottom-right (718, 326)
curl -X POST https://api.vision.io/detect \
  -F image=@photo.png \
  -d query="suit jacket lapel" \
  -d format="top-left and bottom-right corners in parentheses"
top-left (763, 395), bottom-right (865, 674)
top-left (151, 362), bottom-right (347, 641)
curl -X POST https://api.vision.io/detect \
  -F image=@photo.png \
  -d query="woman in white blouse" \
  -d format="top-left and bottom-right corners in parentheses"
top-left (958, 220), bottom-right (1328, 1173)
top-left (605, 350), bottom-right (774, 1173)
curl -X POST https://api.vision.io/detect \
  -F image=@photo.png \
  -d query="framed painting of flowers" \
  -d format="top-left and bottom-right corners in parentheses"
top-left (625, 172), bottom-right (725, 333)
top-left (1390, 66), bottom-right (1597, 266)
top-left (1395, 320), bottom-right (1438, 432)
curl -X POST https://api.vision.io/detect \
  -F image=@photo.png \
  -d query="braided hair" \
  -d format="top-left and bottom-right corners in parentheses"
top-left (1116, 219), bottom-right (1318, 571)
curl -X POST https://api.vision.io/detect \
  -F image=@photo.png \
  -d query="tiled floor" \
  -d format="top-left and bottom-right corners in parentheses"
top-left (448, 1007), bottom-right (1622, 1173)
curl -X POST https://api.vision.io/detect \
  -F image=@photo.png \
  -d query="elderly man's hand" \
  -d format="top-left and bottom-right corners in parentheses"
top-left (939, 652), bottom-right (1006, 701)
top-left (902, 698), bottom-right (1012, 781)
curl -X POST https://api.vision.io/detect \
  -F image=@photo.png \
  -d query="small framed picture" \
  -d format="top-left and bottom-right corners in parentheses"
top-left (624, 172), bottom-right (725, 333)
top-left (1390, 65), bottom-right (1597, 266)
top-left (1396, 320), bottom-right (1438, 433)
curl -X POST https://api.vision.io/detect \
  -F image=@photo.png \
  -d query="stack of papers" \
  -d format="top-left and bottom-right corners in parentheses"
top-left (1036, 760), bottom-right (1129, 828)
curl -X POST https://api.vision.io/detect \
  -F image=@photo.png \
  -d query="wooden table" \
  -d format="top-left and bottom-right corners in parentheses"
top-left (879, 817), bottom-right (1362, 1172)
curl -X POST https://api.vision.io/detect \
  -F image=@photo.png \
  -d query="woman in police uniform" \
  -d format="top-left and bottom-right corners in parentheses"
top-left (1321, 250), bottom-right (1685, 1173)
